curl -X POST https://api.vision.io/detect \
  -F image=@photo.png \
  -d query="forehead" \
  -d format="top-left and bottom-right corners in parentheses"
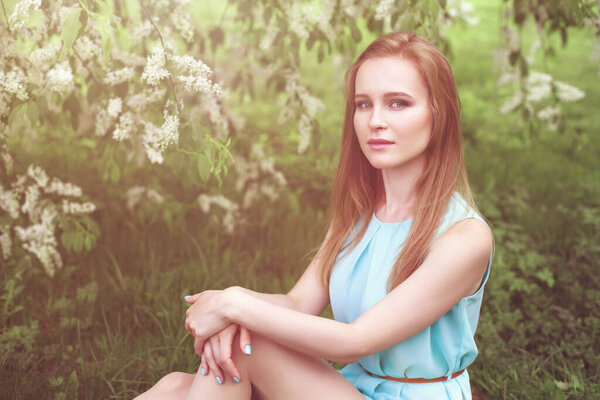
top-left (354, 56), bottom-right (428, 97)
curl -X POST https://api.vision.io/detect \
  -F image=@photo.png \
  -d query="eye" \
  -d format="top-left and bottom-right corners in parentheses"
top-left (355, 100), bottom-right (371, 109)
top-left (390, 99), bottom-right (408, 109)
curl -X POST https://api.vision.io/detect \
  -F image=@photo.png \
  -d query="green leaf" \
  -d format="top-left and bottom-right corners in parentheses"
top-left (37, 96), bottom-right (48, 116)
top-left (94, 18), bottom-right (113, 59)
top-left (110, 162), bottom-right (121, 183)
top-left (197, 155), bottom-right (211, 182)
top-left (27, 102), bottom-right (39, 124)
top-left (62, 9), bottom-right (82, 49)
top-left (554, 380), bottom-right (571, 391)
top-left (350, 22), bottom-right (361, 43)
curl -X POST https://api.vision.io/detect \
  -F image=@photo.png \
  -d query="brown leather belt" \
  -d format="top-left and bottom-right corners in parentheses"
top-left (359, 364), bottom-right (465, 383)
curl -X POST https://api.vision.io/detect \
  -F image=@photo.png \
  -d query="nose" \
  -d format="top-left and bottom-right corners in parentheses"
top-left (368, 105), bottom-right (387, 130)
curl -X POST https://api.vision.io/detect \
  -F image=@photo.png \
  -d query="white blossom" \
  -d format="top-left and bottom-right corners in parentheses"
top-left (374, 0), bottom-right (394, 21)
top-left (0, 185), bottom-right (20, 219)
top-left (0, 68), bottom-right (29, 101)
top-left (103, 67), bottom-right (135, 86)
top-left (283, 4), bottom-right (310, 40)
top-left (0, 225), bottom-right (11, 260)
top-left (62, 200), bottom-right (96, 214)
top-left (126, 186), bottom-right (164, 210)
top-left (73, 35), bottom-right (101, 61)
top-left (537, 106), bottom-right (560, 121)
top-left (45, 178), bottom-right (82, 197)
top-left (260, 22), bottom-right (279, 52)
top-left (555, 81), bottom-right (585, 102)
top-left (142, 113), bottom-right (179, 164)
top-left (15, 207), bottom-right (62, 277)
top-left (46, 62), bottom-right (74, 95)
top-left (107, 97), bottom-right (123, 118)
top-left (173, 54), bottom-right (221, 96)
top-left (112, 48), bottom-right (146, 67)
top-left (202, 96), bottom-right (229, 140)
top-left (142, 46), bottom-right (170, 87)
top-left (197, 194), bottom-right (211, 213)
top-left (127, 89), bottom-right (166, 113)
top-left (27, 165), bottom-right (49, 188)
top-left (95, 108), bottom-right (113, 136)
top-left (171, 12), bottom-right (194, 42)
top-left (197, 194), bottom-right (239, 233)
top-left (113, 112), bottom-right (135, 141)
top-left (500, 91), bottom-right (523, 114)
top-left (131, 20), bottom-right (154, 45)
top-left (29, 42), bottom-right (60, 72)
top-left (297, 113), bottom-right (312, 154)
top-left (8, 0), bottom-right (41, 30)
top-left (21, 185), bottom-right (41, 220)
top-left (1, 145), bottom-right (14, 174)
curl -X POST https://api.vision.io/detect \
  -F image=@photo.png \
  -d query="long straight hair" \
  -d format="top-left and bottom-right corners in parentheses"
top-left (319, 32), bottom-right (475, 292)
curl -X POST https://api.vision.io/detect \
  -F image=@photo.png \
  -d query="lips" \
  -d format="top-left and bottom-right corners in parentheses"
top-left (367, 139), bottom-right (394, 144)
top-left (367, 138), bottom-right (394, 151)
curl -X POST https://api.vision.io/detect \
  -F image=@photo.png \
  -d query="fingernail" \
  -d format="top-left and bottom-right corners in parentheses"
top-left (184, 295), bottom-right (191, 300)
top-left (216, 376), bottom-right (223, 385)
top-left (233, 376), bottom-right (240, 383)
top-left (201, 367), bottom-right (205, 376)
top-left (244, 344), bottom-right (252, 355)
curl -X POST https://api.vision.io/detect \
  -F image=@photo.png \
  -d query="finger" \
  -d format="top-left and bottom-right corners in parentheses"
top-left (203, 341), bottom-right (224, 385)
top-left (240, 326), bottom-right (252, 356)
top-left (219, 326), bottom-right (242, 383)
top-left (194, 337), bottom-right (203, 357)
top-left (184, 293), bottom-right (201, 304)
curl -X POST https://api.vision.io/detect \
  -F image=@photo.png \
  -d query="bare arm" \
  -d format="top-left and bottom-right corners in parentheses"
top-left (222, 219), bottom-right (492, 364)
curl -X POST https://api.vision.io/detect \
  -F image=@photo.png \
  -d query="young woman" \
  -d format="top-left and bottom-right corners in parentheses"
top-left (135, 31), bottom-right (493, 400)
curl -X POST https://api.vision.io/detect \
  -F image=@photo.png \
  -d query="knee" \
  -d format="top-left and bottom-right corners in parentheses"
top-left (155, 372), bottom-right (191, 392)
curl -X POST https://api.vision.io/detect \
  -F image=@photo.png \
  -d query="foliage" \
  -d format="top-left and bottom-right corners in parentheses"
top-left (0, 0), bottom-right (598, 399)
top-left (495, 0), bottom-right (599, 139)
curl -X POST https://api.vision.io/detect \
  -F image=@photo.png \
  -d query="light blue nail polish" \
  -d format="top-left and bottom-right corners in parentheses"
top-left (184, 295), bottom-right (191, 299)
top-left (244, 344), bottom-right (252, 355)
top-left (201, 367), bottom-right (205, 376)
top-left (234, 376), bottom-right (240, 383)
top-left (216, 376), bottom-right (223, 385)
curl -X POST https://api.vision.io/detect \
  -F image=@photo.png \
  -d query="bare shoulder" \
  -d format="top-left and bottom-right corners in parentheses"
top-left (424, 218), bottom-right (493, 296)
top-left (429, 218), bottom-right (493, 270)
top-left (446, 218), bottom-right (493, 251)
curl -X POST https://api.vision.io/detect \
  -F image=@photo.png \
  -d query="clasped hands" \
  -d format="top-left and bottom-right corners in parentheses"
top-left (184, 287), bottom-right (252, 384)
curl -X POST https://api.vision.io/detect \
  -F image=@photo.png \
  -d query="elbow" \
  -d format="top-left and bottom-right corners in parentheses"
top-left (330, 325), bottom-right (370, 364)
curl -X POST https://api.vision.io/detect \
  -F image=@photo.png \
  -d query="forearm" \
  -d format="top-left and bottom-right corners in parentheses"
top-left (225, 289), bottom-right (363, 363)
top-left (235, 286), bottom-right (300, 311)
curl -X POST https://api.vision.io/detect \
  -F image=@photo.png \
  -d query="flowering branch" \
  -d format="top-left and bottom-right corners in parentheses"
top-left (72, 46), bottom-right (102, 89)
top-left (1, 0), bottom-right (10, 33)
top-left (138, 0), bottom-right (182, 117)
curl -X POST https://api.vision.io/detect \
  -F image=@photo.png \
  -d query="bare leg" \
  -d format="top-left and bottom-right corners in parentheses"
top-left (136, 332), bottom-right (364, 400)
top-left (133, 372), bottom-right (195, 400)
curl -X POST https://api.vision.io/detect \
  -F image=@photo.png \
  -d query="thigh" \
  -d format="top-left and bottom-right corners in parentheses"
top-left (233, 332), bottom-right (365, 400)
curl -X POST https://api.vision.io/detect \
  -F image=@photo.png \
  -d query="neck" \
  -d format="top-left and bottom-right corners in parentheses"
top-left (377, 156), bottom-right (426, 221)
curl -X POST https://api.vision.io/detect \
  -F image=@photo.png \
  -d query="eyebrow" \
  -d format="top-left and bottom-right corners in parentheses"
top-left (354, 91), bottom-right (415, 99)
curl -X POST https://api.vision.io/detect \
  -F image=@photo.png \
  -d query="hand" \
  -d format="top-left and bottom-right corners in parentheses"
top-left (184, 290), bottom-right (230, 344)
top-left (195, 324), bottom-right (252, 384)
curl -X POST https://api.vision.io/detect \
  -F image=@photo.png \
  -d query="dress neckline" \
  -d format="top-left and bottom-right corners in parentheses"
top-left (372, 212), bottom-right (413, 226)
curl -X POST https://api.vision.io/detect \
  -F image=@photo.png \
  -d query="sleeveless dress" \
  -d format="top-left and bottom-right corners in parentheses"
top-left (329, 193), bottom-right (492, 400)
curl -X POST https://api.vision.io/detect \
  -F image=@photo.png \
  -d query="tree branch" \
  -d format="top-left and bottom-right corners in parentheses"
top-left (138, 0), bottom-right (182, 117)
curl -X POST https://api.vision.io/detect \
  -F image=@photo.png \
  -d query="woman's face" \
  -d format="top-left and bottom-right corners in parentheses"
top-left (353, 56), bottom-right (433, 171)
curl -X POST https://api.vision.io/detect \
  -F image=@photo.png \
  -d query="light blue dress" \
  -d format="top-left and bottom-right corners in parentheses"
top-left (329, 193), bottom-right (492, 400)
